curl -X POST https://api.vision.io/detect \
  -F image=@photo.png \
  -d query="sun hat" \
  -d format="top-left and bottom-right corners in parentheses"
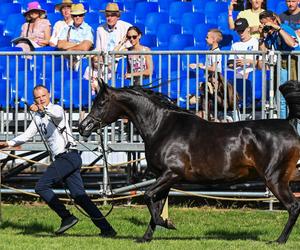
top-left (70, 3), bottom-right (87, 15)
top-left (100, 2), bottom-right (122, 13)
top-left (23, 1), bottom-right (46, 16)
top-left (55, 0), bottom-right (73, 11)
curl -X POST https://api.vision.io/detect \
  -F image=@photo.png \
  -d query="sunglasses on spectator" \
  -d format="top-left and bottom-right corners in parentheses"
top-left (72, 14), bottom-right (84, 17)
top-left (127, 35), bottom-right (138, 40)
top-left (106, 13), bottom-right (118, 17)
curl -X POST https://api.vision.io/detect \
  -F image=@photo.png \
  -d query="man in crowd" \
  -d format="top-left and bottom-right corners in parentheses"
top-left (279, 0), bottom-right (300, 40)
top-left (57, 3), bottom-right (93, 70)
top-left (259, 10), bottom-right (299, 118)
top-left (95, 3), bottom-right (131, 65)
top-left (228, 18), bottom-right (259, 79)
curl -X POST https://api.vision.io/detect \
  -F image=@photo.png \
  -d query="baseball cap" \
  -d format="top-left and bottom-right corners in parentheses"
top-left (234, 18), bottom-right (249, 32)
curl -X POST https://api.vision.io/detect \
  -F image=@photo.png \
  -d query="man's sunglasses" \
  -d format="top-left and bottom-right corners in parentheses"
top-left (106, 13), bottom-right (118, 17)
top-left (127, 35), bottom-right (138, 40)
top-left (72, 14), bottom-right (84, 17)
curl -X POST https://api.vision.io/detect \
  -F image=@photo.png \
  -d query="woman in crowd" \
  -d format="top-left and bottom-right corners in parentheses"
top-left (15, 1), bottom-right (51, 52)
top-left (49, 0), bottom-right (73, 47)
top-left (114, 26), bottom-right (153, 85)
top-left (228, 0), bottom-right (265, 39)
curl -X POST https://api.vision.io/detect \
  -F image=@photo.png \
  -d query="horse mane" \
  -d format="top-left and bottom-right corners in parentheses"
top-left (123, 86), bottom-right (192, 113)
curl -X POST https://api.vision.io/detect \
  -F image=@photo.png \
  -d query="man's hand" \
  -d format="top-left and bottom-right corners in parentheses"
top-left (0, 141), bottom-right (9, 149)
top-left (29, 104), bottom-right (44, 112)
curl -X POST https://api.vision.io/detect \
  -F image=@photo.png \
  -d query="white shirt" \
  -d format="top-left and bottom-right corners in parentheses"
top-left (7, 103), bottom-right (75, 157)
top-left (228, 37), bottom-right (259, 77)
top-left (95, 20), bottom-right (131, 53)
top-left (206, 47), bottom-right (222, 73)
top-left (50, 20), bottom-right (73, 46)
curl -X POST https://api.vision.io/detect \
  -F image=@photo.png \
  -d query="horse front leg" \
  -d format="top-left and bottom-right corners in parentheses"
top-left (140, 171), bottom-right (179, 242)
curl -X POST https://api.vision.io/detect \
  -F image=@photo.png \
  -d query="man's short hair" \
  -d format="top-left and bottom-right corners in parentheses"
top-left (259, 10), bottom-right (276, 20)
top-left (209, 29), bottom-right (223, 43)
top-left (33, 85), bottom-right (49, 95)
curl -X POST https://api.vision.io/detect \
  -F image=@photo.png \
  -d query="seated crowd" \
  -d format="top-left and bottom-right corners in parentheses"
top-left (3, 0), bottom-right (300, 121)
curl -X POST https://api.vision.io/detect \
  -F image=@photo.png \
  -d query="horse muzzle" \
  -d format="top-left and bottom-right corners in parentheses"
top-left (78, 116), bottom-right (100, 137)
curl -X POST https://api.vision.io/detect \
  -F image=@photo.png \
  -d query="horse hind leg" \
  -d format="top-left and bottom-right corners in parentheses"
top-left (266, 169), bottom-right (300, 243)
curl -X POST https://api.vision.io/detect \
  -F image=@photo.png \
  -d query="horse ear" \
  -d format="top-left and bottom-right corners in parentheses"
top-left (97, 78), bottom-right (107, 92)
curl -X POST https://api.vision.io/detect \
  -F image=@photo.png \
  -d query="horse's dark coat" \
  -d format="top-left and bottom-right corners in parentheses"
top-left (79, 80), bottom-right (300, 243)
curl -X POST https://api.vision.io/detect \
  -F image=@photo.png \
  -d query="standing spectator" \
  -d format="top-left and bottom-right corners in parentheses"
top-left (49, 0), bottom-right (73, 47)
top-left (96, 3), bottom-right (131, 61)
top-left (279, 0), bottom-right (300, 80)
top-left (279, 0), bottom-right (300, 39)
top-left (228, 0), bottom-right (265, 39)
top-left (83, 54), bottom-right (112, 95)
top-left (113, 26), bottom-right (153, 85)
top-left (14, 1), bottom-right (51, 52)
top-left (228, 18), bottom-right (259, 79)
top-left (259, 10), bottom-right (299, 118)
top-left (189, 29), bottom-right (223, 76)
top-left (57, 3), bottom-right (93, 70)
top-left (189, 29), bottom-right (223, 119)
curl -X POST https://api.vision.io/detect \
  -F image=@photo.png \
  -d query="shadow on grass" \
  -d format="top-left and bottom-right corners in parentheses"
top-left (0, 220), bottom-right (54, 234)
top-left (203, 229), bottom-right (262, 241)
top-left (126, 217), bottom-right (148, 226)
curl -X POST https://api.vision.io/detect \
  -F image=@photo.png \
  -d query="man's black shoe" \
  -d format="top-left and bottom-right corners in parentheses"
top-left (55, 215), bottom-right (79, 235)
top-left (99, 228), bottom-right (117, 238)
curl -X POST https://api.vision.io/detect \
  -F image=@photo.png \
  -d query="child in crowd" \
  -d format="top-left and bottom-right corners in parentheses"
top-left (189, 28), bottom-right (223, 76)
top-left (83, 55), bottom-right (103, 95)
top-left (83, 54), bottom-right (112, 95)
top-left (189, 29), bottom-right (225, 120)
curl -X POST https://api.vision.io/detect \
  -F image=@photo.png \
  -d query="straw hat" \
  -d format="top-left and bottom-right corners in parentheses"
top-left (23, 1), bottom-right (46, 16)
top-left (55, 0), bottom-right (73, 11)
top-left (100, 2), bottom-right (122, 13)
top-left (70, 3), bottom-right (87, 15)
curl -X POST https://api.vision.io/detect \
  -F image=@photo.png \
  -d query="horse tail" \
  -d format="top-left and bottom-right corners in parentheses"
top-left (279, 80), bottom-right (300, 121)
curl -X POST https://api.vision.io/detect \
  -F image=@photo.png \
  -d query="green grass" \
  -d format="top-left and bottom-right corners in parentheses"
top-left (1, 204), bottom-right (300, 249)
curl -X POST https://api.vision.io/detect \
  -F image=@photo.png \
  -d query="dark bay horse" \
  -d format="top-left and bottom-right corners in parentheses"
top-left (79, 79), bottom-right (300, 243)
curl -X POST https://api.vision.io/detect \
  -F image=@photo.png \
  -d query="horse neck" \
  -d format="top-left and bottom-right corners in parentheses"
top-left (118, 90), bottom-right (165, 142)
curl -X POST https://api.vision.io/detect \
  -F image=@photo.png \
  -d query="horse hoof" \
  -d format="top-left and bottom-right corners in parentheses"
top-left (166, 219), bottom-right (176, 230)
top-left (267, 240), bottom-right (284, 245)
top-left (136, 237), bottom-right (151, 243)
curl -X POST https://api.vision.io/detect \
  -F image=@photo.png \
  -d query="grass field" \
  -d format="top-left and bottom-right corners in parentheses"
top-left (1, 203), bottom-right (300, 250)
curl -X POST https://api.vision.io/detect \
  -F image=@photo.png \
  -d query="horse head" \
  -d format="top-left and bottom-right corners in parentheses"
top-left (79, 78), bottom-right (123, 137)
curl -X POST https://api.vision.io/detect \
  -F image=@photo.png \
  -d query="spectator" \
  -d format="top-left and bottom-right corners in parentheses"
top-left (278, 0), bottom-right (300, 80)
top-left (57, 3), bottom-right (93, 70)
top-left (279, 0), bottom-right (300, 40)
top-left (49, 0), bottom-right (73, 47)
top-left (258, 10), bottom-right (299, 118)
top-left (228, 0), bottom-right (265, 39)
top-left (14, 1), bottom-right (51, 52)
top-left (83, 54), bottom-right (112, 95)
top-left (228, 18), bottom-right (259, 79)
top-left (113, 26), bottom-right (153, 85)
top-left (189, 29), bottom-right (223, 76)
top-left (96, 3), bottom-right (132, 63)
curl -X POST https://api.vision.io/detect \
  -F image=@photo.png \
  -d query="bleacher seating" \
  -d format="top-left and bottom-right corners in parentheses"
top-left (181, 12), bottom-right (205, 35)
top-left (144, 12), bottom-right (169, 35)
top-left (0, 0), bottom-right (287, 110)
top-left (134, 2), bottom-right (159, 24)
top-left (169, 1), bottom-right (193, 24)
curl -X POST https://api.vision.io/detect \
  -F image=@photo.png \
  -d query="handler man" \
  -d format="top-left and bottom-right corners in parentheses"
top-left (0, 85), bottom-right (116, 237)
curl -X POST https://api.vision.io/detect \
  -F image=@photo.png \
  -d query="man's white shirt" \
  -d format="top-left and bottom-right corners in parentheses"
top-left (228, 37), bottom-right (259, 77)
top-left (7, 103), bottom-right (75, 157)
